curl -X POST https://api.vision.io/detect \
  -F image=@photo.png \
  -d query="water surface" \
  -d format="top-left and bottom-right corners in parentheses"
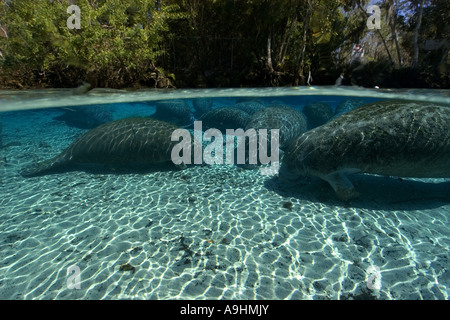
top-left (0, 87), bottom-right (449, 300)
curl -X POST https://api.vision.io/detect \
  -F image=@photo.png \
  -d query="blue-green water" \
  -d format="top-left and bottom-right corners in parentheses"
top-left (0, 87), bottom-right (449, 300)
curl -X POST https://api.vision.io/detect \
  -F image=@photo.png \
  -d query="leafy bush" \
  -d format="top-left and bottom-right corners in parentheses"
top-left (0, 0), bottom-right (184, 88)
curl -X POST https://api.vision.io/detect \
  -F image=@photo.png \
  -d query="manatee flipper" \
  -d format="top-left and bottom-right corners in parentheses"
top-left (20, 154), bottom-right (70, 177)
top-left (322, 171), bottom-right (360, 201)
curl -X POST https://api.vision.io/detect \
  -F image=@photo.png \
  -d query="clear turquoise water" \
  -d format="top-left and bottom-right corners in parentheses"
top-left (0, 87), bottom-right (449, 300)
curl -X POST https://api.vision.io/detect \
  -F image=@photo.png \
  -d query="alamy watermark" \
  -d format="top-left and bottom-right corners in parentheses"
top-left (366, 265), bottom-right (382, 291)
top-left (367, 5), bottom-right (381, 30)
top-left (67, 263), bottom-right (382, 292)
top-left (66, 265), bottom-right (81, 290)
top-left (171, 121), bottom-right (280, 176)
top-left (66, 4), bottom-right (381, 31)
top-left (67, 5), bottom-right (81, 30)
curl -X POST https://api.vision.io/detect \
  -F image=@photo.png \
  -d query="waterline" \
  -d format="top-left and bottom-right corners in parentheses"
top-left (1, 86), bottom-right (449, 112)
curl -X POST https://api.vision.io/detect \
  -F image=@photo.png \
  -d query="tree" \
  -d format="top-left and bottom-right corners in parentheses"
top-left (412, 0), bottom-right (425, 69)
top-left (0, 0), bottom-right (184, 88)
top-left (386, 0), bottom-right (402, 66)
top-left (167, 0), bottom-right (367, 86)
top-left (1, 0), bottom-right (447, 88)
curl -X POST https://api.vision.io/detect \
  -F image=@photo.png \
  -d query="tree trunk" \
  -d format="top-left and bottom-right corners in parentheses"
top-left (438, 48), bottom-right (449, 66)
top-left (357, 1), bottom-right (394, 65)
top-left (297, 0), bottom-right (312, 85)
top-left (267, 34), bottom-right (274, 73)
top-left (412, 0), bottom-right (425, 69)
top-left (0, 25), bottom-right (7, 38)
top-left (277, 11), bottom-right (298, 66)
top-left (387, 0), bottom-right (402, 66)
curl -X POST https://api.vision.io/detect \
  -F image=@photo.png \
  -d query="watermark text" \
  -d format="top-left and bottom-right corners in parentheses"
top-left (171, 121), bottom-right (280, 176)
top-left (67, 5), bottom-right (81, 30)
top-left (367, 5), bottom-right (381, 30)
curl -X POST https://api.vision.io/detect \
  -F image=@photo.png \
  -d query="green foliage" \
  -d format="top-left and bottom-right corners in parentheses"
top-left (0, 0), bottom-right (447, 88)
top-left (167, 0), bottom-right (369, 86)
top-left (0, 0), bottom-right (184, 87)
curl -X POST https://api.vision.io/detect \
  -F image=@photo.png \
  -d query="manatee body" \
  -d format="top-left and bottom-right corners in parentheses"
top-left (279, 100), bottom-right (450, 200)
top-left (192, 98), bottom-right (213, 118)
top-left (334, 98), bottom-right (366, 118)
top-left (236, 106), bottom-right (307, 168)
top-left (199, 107), bottom-right (250, 131)
top-left (152, 100), bottom-right (193, 126)
top-left (234, 101), bottom-right (265, 115)
top-left (245, 106), bottom-right (307, 150)
top-left (53, 105), bottom-right (114, 129)
top-left (21, 117), bottom-right (193, 177)
top-left (302, 102), bottom-right (334, 129)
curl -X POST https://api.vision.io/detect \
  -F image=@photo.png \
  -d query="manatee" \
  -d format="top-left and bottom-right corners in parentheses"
top-left (334, 98), bottom-right (367, 118)
top-left (235, 97), bottom-right (265, 105)
top-left (53, 105), bottom-right (114, 129)
top-left (279, 100), bottom-right (450, 200)
top-left (245, 106), bottom-right (307, 150)
top-left (234, 101), bottom-right (265, 115)
top-left (235, 106), bottom-right (307, 169)
top-left (199, 107), bottom-right (250, 132)
top-left (302, 102), bottom-right (334, 129)
top-left (152, 100), bottom-right (193, 126)
top-left (20, 117), bottom-right (196, 177)
top-left (192, 98), bottom-right (213, 118)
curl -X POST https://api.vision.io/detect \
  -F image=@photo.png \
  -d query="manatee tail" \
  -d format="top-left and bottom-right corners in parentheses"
top-left (20, 154), bottom-right (69, 177)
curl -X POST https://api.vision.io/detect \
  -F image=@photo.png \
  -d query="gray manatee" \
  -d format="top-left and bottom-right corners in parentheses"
top-left (334, 98), bottom-right (367, 118)
top-left (21, 117), bottom-right (197, 177)
top-left (279, 100), bottom-right (450, 200)
top-left (152, 100), bottom-right (193, 126)
top-left (234, 106), bottom-right (307, 169)
top-left (199, 107), bottom-right (250, 131)
top-left (245, 106), bottom-right (307, 150)
top-left (192, 98), bottom-right (213, 118)
top-left (302, 102), bottom-right (334, 129)
top-left (234, 101), bottom-right (265, 115)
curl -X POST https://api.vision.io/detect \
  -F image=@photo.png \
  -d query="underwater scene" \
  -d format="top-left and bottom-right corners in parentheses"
top-left (0, 87), bottom-right (449, 300)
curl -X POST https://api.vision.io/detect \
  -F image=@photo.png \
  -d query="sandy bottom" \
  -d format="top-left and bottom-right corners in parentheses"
top-left (0, 107), bottom-right (449, 300)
